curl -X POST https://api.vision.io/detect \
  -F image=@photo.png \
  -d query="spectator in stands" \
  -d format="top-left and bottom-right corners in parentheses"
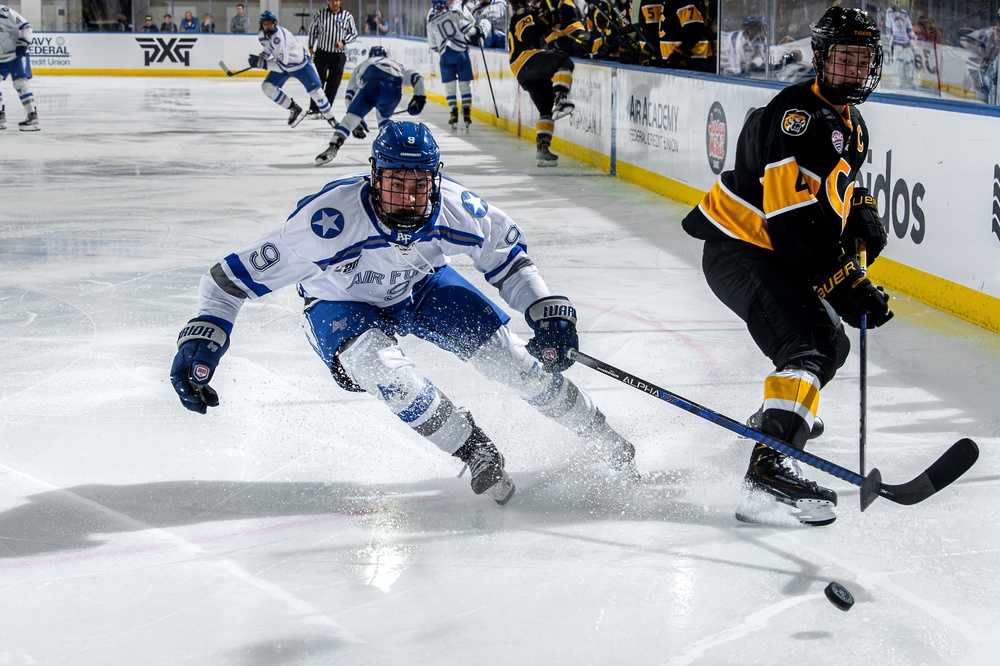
top-left (914, 14), bottom-right (944, 44)
top-left (201, 13), bottom-right (216, 33)
top-left (230, 4), bottom-right (250, 33)
top-left (180, 11), bottom-right (198, 32)
top-left (117, 12), bottom-right (133, 31)
top-left (161, 13), bottom-right (179, 32)
top-left (140, 15), bottom-right (159, 33)
top-left (365, 9), bottom-right (389, 35)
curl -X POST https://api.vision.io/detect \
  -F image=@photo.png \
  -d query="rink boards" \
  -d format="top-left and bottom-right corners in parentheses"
top-left (27, 31), bottom-right (1000, 332)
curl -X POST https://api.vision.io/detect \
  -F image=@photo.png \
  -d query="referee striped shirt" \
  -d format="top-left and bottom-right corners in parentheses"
top-left (308, 6), bottom-right (358, 53)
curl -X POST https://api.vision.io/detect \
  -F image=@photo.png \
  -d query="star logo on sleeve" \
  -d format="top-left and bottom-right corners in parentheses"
top-left (310, 208), bottom-right (346, 239)
top-left (461, 190), bottom-right (489, 218)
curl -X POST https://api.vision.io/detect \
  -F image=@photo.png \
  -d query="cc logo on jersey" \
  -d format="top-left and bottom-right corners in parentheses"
top-left (311, 208), bottom-right (346, 239)
top-left (781, 109), bottom-right (811, 136)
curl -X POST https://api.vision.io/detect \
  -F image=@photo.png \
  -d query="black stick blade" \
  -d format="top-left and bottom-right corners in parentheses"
top-left (880, 438), bottom-right (979, 506)
top-left (860, 468), bottom-right (881, 511)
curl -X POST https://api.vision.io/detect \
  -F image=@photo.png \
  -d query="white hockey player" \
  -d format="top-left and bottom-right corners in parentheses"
top-left (314, 46), bottom-right (425, 166)
top-left (470, 0), bottom-right (508, 49)
top-left (248, 11), bottom-right (339, 127)
top-left (427, 0), bottom-right (482, 130)
top-left (0, 4), bottom-right (39, 131)
top-left (884, 1), bottom-right (917, 89)
top-left (170, 121), bottom-right (638, 505)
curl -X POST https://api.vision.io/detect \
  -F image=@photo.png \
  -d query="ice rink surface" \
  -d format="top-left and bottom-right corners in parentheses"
top-left (1, 76), bottom-right (999, 665)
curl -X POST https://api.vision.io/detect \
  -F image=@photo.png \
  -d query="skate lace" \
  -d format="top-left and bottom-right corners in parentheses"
top-left (780, 456), bottom-right (819, 488)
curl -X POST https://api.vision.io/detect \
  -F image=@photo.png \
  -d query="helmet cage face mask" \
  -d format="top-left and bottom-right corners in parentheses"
top-left (369, 122), bottom-right (443, 234)
top-left (812, 8), bottom-right (883, 105)
top-left (260, 10), bottom-right (278, 34)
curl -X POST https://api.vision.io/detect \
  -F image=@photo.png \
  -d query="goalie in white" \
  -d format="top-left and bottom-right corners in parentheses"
top-left (170, 122), bottom-right (638, 505)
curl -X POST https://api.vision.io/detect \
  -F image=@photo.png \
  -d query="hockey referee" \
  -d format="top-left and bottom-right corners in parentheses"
top-left (307, 0), bottom-right (358, 118)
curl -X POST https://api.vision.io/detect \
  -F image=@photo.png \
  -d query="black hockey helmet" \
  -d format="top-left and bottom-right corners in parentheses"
top-left (811, 7), bottom-right (882, 105)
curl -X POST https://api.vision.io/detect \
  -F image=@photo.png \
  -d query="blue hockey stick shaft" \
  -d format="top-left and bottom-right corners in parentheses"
top-left (570, 349), bottom-right (979, 508)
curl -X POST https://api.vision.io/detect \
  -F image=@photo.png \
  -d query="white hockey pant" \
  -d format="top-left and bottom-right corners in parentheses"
top-left (13, 78), bottom-right (35, 114)
top-left (338, 329), bottom-right (473, 455)
top-left (469, 327), bottom-right (597, 433)
top-left (262, 80), bottom-right (293, 108)
top-left (337, 327), bottom-right (599, 454)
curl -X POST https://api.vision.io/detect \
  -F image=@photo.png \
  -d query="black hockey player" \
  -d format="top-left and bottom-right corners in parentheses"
top-left (508, 0), bottom-right (576, 167)
top-left (658, 0), bottom-right (714, 72)
top-left (681, 7), bottom-right (890, 526)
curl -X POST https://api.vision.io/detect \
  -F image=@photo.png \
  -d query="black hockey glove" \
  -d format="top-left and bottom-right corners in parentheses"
top-left (352, 120), bottom-right (369, 140)
top-left (407, 95), bottom-right (426, 115)
top-left (170, 318), bottom-right (230, 414)
top-left (247, 53), bottom-right (267, 69)
top-left (525, 296), bottom-right (579, 372)
top-left (816, 256), bottom-right (893, 329)
top-left (843, 187), bottom-right (888, 263)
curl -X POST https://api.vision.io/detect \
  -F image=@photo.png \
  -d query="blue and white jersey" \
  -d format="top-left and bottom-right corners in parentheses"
top-left (345, 55), bottom-right (425, 101)
top-left (197, 176), bottom-right (549, 325)
top-left (427, 8), bottom-right (478, 53)
top-left (470, 0), bottom-right (507, 38)
top-left (257, 25), bottom-right (308, 73)
top-left (0, 5), bottom-right (31, 62)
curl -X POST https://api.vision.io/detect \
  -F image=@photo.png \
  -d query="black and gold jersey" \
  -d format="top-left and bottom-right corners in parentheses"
top-left (683, 79), bottom-right (870, 281)
top-left (659, 0), bottom-right (713, 64)
top-left (543, 0), bottom-right (587, 55)
top-left (636, 0), bottom-right (663, 61)
top-left (508, 7), bottom-right (546, 76)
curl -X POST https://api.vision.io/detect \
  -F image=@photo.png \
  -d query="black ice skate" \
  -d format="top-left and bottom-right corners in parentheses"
top-left (454, 425), bottom-right (515, 505)
top-left (536, 136), bottom-right (558, 168)
top-left (287, 101), bottom-right (305, 127)
top-left (463, 106), bottom-right (472, 131)
top-left (580, 409), bottom-right (640, 479)
top-left (315, 134), bottom-right (345, 166)
top-left (326, 116), bottom-right (339, 129)
top-left (745, 406), bottom-right (824, 441)
top-left (737, 445), bottom-right (838, 526)
top-left (551, 93), bottom-right (575, 121)
top-left (0, 105), bottom-right (6, 130)
top-left (448, 106), bottom-right (459, 130)
top-left (18, 110), bottom-right (39, 132)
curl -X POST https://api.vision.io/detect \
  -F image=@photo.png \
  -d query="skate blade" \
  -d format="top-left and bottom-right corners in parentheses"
top-left (736, 489), bottom-right (835, 527)
top-left (289, 114), bottom-right (306, 129)
top-left (551, 107), bottom-right (574, 121)
top-left (19, 125), bottom-right (40, 132)
top-left (315, 151), bottom-right (337, 166)
top-left (536, 160), bottom-right (558, 168)
top-left (486, 471), bottom-right (515, 506)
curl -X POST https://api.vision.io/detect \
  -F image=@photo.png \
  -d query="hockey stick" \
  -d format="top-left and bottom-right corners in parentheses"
top-left (219, 60), bottom-right (254, 77)
top-left (477, 40), bottom-right (500, 117)
top-left (568, 349), bottom-right (979, 509)
top-left (859, 246), bottom-right (869, 511)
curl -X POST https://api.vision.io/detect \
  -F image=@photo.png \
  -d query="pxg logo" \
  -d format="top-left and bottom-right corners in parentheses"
top-left (136, 37), bottom-right (198, 67)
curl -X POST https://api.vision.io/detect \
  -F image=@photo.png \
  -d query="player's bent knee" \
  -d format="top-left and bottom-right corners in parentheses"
top-left (775, 327), bottom-right (850, 387)
top-left (338, 328), bottom-right (414, 395)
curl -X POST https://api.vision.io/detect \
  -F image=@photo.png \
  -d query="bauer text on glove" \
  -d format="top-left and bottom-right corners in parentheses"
top-left (843, 187), bottom-right (887, 263)
top-left (816, 257), bottom-right (893, 329)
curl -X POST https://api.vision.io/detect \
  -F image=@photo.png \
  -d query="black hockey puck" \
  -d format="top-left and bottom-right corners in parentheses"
top-left (824, 581), bottom-right (854, 611)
